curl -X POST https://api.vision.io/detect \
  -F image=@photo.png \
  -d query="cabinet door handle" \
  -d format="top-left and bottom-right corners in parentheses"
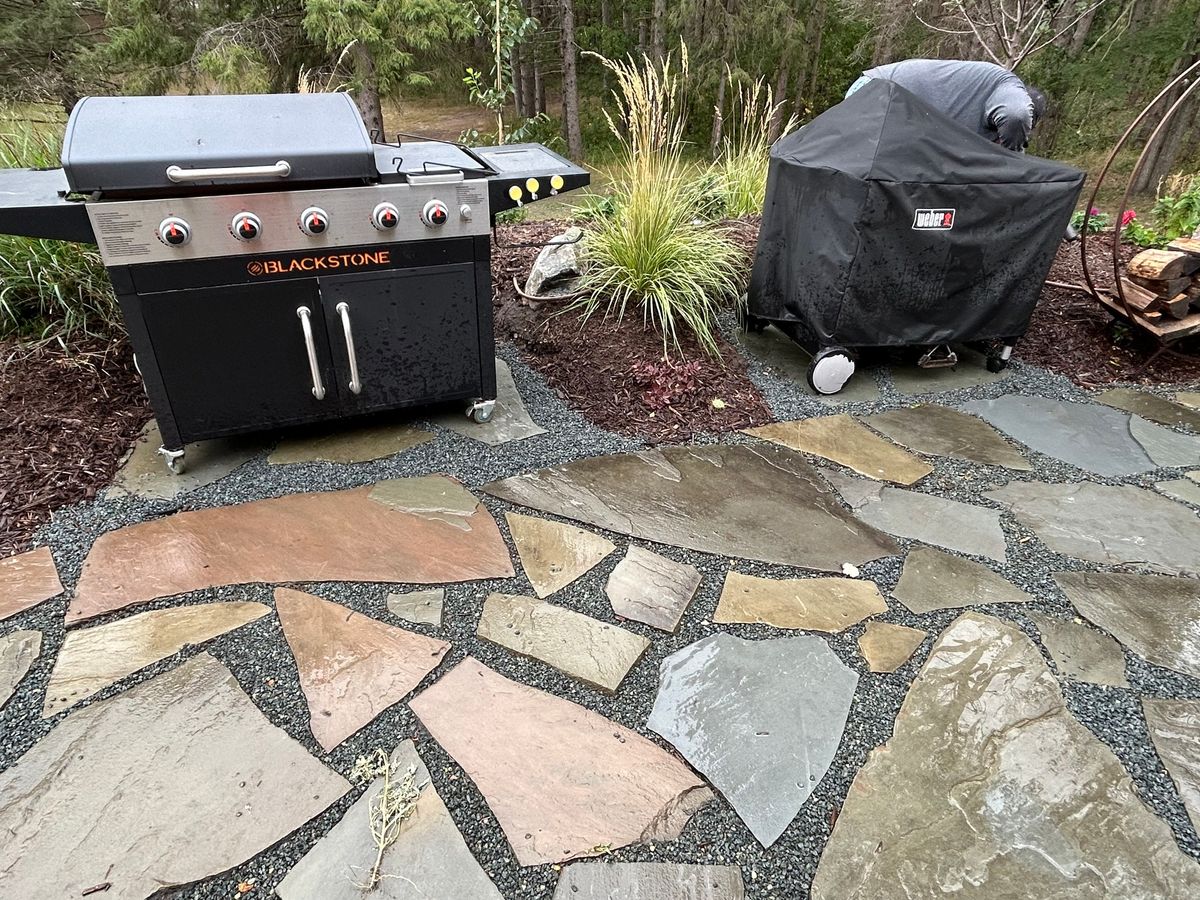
top-left (335, 301), bottom-right (362, 394)
top-left (296, 306), bottom-right (326, 400)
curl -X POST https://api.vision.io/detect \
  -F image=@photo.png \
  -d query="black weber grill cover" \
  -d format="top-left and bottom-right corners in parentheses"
top-left (748, 79), bottom-right (1084, 348)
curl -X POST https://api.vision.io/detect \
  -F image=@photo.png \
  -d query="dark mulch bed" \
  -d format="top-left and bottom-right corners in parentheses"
top-left (493, 219), bottom-right (773, 443)
top-left (1021, 233), bottom-right (1200, 387)
top-left (0, 339), bottom-right (150, 556)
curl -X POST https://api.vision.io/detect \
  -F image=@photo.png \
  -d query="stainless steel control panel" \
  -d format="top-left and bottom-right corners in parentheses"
top-left (87, 178), bottom-right (491, 265)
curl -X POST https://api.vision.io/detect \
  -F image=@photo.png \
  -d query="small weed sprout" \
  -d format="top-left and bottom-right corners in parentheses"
top-left (349, 749), bottom-right (426, 890)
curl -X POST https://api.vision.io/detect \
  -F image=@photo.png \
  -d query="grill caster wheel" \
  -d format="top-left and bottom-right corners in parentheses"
top-left (986, 356), bottom-right (1008, 373)
top-left (807, 347), bottom-right (856, 395)
top-left (467, 399), bottom-right (496, 424)
top-left (738, 306), bottom-right (766, 334)
top-left (158, 447), bottom-right (187, 475)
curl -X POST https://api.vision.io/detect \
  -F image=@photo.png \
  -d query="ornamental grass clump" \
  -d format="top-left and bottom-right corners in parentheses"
top-left (576, 46), bottom-right (742, 357)
top-left (710, 73), bottom-right (798, 217)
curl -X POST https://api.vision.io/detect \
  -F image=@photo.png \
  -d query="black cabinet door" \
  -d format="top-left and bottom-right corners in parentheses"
top-left (318, 263), bottom-right (483, 412)
top-left (139, 279), bottom-right (337, 440)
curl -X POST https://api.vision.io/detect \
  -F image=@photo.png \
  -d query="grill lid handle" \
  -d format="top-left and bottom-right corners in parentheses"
top-left (165, 160), bottom-right (292, 183)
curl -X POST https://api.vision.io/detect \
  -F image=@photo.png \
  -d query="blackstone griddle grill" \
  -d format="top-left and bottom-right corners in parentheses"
top-left (0, 93), bottom-right (588, 472)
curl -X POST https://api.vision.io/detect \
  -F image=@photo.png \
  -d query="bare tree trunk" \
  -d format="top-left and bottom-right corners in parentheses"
top-left (1132, 9), bottom-right (1200, 192)
top-left (351, 43), bottom-right (384, 137)
top-left (560, 0), bottom-right (583, 158)
top-left (807, 0), bottom-right (828, 101)
top-left (1068, 4), bottom-right (1100, 55)
top-left (601, 0), bottom-right (611, 29)
top-left (768, 60), bottom-right (791, 140)
top-left (652, 0), bottom-right (667, 60)
top-left (710, 75), bottom-right (727, 157)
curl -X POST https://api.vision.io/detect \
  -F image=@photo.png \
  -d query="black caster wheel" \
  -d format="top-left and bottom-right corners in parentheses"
top-left (986, 356), bottom-right (1009, 373)
top-left (738, 304), bottom-right (767, 334)
top-left (807, 347), bottom-right (856, 395)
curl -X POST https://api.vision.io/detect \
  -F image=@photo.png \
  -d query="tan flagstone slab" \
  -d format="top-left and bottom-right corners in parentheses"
top-left (1096, 388), bottom-right (1200, 431)
top-left (485, 444), bottom-right (900, 572)
top-left (0, 630), bottom-right (41, 711)
top-left (714, 571), bottom-right (887, 632)
top-left (1142, 699), bottom-right (1200, 833)
top-left (863, 404), bottom-right (1032, 470)
top-left (1055, 571), bottom-right (1200, 678)
top-left (277, 588), bottom-right (450, 751)
top-left (1129, 415), bottom-right (1200, 468)
top-left (277, 739), bottom-right (503, 900)
top-left (506, 512), bottom-right (616, 597)
top-left (410, 657), bottom-right (713, 866)
top-left (0, 652), bottom-right (350, 899)
top-left (1176, 391), bottom-right (1200, 411)
top-left (41, 601), bottom-right (271, 717)
top-left (553, 862), bottom-right (746, 899)
top-left (857, 621), bottom-right (925, 673)
top-left (268, 421), bottom-right (434, 465)
top-left (386, 588), bottom-right (445, 627)
top-left (1157, 477), bottom-right (1200, 506)
top-left (0, 547), bottom-right (63, 622)
top-left (892, 546), bottom-right (1031, 613)
top-left (811, 613), bottom-right (1200, 899)
top-left (70, 478), bottom-right (514, 623)
top-left (605, 546), bottom-right (701, 632)
top-left (106, 420), bottom-right (262, 500)
top-left (1027, 611), bottom-right (1128, 688)
top-left (478, 593), bottom-right (649, 692)
top-left (435, 359), bottom-right (547, 445)
top-left (745, 415), bottom-right (932, 485)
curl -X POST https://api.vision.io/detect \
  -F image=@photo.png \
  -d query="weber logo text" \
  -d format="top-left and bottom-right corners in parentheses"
top-left (912, 209), bottom-right (956, 230)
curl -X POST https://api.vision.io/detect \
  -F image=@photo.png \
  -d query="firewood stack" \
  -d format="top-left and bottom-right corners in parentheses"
top-left (1099, 239), bottom-right (1200, 341)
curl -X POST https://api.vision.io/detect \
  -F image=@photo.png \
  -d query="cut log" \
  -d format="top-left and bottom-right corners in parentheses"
top-left (1128, 249), bottom-right (1200, 280)
top-left (1168, 237), bottom-right (1200, 258)
top-left (1117, 277), bottom-right (1167, 313)
top-left (1163, 292), bottom-right (1192, 319)
top-left (1095, 289), bottom-right (1200, 342)
top-left (1130, 274), bottom-right (1192, 298)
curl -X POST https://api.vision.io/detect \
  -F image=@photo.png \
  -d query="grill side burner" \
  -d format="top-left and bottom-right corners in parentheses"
top-left (0, 94), bottom-right (589, 473)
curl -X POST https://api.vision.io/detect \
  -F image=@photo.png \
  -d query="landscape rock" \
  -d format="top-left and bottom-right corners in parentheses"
top-left (605, 546), bottom-right (701, 632)
top-left (485, 444), bottom-right (899, 571)
top-left (1096, 387), bottom-right (1200, 431)
top-left (987, 481), bottom-right (1200, 575)
top-left (0, 653), bottom-right (350, 899)
top-left (410, 657), bottom-right (713, 866)
top-left (811, 612), bottom-right (1200, 899)
top-left (0, 546), bottom-right (63, 622)
top-left (857, 621), bottom-right (925, 673)
top-left (1142, 699), bottom-right (1200, 833)
top-left (386, 588), bottom-right (445, 627)
top-left (745, 414), bottom-right (933, 485)
top-left (863, 404), bottom-right (1031, 470)
top-left (714, 571), bottom-right (886, 632)
top-left (647, 633), bottom-right (858, 847)
top-left (277, 739), bottom-right (502, 900)
top-left (107, 420), bottom-right (262, 499)
top-left (276, 588), bottom-right (450, 750)
top-left (268, 421), bottom-right (433, 464)
top-left (891, 546), bottom-right (1031, 613)
top-left (0, 630), bottom-right (40, 710)
top-left (434, 359), bottom-right (548, 445)
top-left (1157, 474), bottom-right (1200, 507)
top-left (825, 471), bottom-right (1006, 563)
top-left (889, 348), bottom-right (1008, 395)
top-left (735, 326), bottom-right (880, 402)
top-left (1027, 611), bottom-right (1129, 688)
top-left (506, 511), bottom-right (616, 597)
top-left (526, 226), bottom-right (583, 296)
top-left (553, 862), bottom-right (746, 899)
top-left (42, 601), bottom-right (271, 716)
top-left (1055, 571), bottom-right (1200, 678)
top-left (477, 593), bottom-right (649, 692)
top-left (1128, 415), bottom-right (1200, 468)
top-left (70, 477), bottom-right (513, 622)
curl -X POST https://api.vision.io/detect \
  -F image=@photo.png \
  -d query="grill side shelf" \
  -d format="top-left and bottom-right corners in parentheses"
top-left (0, 168), bottom-right (94, 243)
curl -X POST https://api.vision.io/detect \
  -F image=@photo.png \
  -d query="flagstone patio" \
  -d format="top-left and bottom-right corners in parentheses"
top-left (3, 345), bottom-right (1200, 898)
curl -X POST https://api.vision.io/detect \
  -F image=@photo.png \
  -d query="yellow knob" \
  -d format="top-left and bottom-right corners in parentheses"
top-left (508, 185), bottom-right (523, 201)
top-left (525, 177), bottom-right (540, 194)
top-left (550, 174), bottom-right (565, 190)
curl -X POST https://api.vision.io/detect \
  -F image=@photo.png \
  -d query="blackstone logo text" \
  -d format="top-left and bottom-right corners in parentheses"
top-left (247, 249), bottom-right (392, 276)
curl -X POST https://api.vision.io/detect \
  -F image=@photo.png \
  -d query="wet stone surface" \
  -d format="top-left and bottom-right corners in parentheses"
top-left (1143, 699), bottom-right (1200, 834)
top-left (857, 621), bottom-right (926, 673)
top-left (891, 546), bottom-right (1031, 613)
top-left (714, 571), bottom-right (886, 632)
top-left (889, 348), bottom-right (1008, 395)
top-left (605, 546), bottom-right (701, 632)
top-left (386, 588), bottom-right (445, 627)
top-left (433, 359), bottom-right (548, 445)
top-left (268, 420), bottom-right (434, 465)
top-left (108, 420), bottom-right (263, 499)
top-left (0, 546), bottom-right (63, 622)
top-left (1096, 387), bottom-right (1200, 431)
top-left (552, 862), bottom-right (746, 899)
top-left (506, 512), bottom-right (616, 598)
top-left (0, 630), bottom-right (40, 711)
top-left (1026, 611), bottom-right (1129, 688)
top-left (862, 404), bottom-right (1032, 470)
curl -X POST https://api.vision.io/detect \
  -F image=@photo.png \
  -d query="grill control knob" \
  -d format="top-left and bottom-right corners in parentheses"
top-left (421, 199), bottom-right (448, 228)
top-left (299, 207), bottom-right (329, 236)
top-left (231, 212), bottom-right (262, 241)
top-left (157, 216), bottom-right (191, 247)
top-left (372, 202), bottom-right (400, 230)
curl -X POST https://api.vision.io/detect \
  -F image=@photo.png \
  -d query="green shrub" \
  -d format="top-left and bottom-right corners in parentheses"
top-left (1152, 173), bottom-right (1200, 241)
top-left (1070, 208), bottom-right (1111, 233)
top-left (0, 111), bottom-right (116, 341)
top-left (708, 72), bottom-right (798, 218)
top-left (574, 47), bottom-right (742, 357)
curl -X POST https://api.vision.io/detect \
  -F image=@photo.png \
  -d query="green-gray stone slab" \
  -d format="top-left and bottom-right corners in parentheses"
top-left (891, 546), bottom-right (1030, 613)
top-left (1096, 387), bottom-right (1200, 431)
top-left (863, 404), bottom-right (1031, 470)
top-left (1128, 415), bottom-right (1200, 468)
top-left (1055, 571), bottom-right (1200, 678)
top-left (386, 588), bottom-right (445, 627)
top-left (811, 612), bottom-right (1200, 899)
top-left (554, 862), bottom-right (746, 899)
top-left (277, 740), bottom-right (502, 900)
top-left (1027, 611), bottom-right (1129, 688)
top-left (485, 444), bottom-right (899, 572)
top-left (889, 348), bottom-right (1009, 396)
top-left (0, 629), bottom-right (40, 711)
top-left (1142, 699), bottom-right (1200, 833)
top-left (647, 632), bottom-right (858, 848)
top-left (1157, 477), bottom-right (1200, 507)
top-left (268, 421), bottom-right (434, 465)
top-left (736, 326), bottom-right (881, 402)
top-left (824, 471), bottom-right (1007, 563)
top-left (988, 482), bottom-right (1200, 575)
top-left (106, 420), bottom-right (262, 500)
top-left (434, 359), bottom-right (547, 445)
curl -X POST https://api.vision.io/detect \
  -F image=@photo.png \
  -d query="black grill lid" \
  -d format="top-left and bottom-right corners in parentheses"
top-left (62, 93), bottom-right (375, 196)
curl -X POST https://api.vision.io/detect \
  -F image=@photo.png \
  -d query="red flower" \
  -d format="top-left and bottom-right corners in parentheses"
top-left (1121, 210), bottom-right (1137, 227)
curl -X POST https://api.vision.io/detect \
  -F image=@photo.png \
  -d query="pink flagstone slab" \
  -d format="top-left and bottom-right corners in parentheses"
top-left (410, 657), bottom-right (713, 866)
top-left (0, 547), bottom-right (63, 622)
top-left (69, 478), bottom-right (514, 623)
top-left (276, 588), bottom-right (450, 751)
